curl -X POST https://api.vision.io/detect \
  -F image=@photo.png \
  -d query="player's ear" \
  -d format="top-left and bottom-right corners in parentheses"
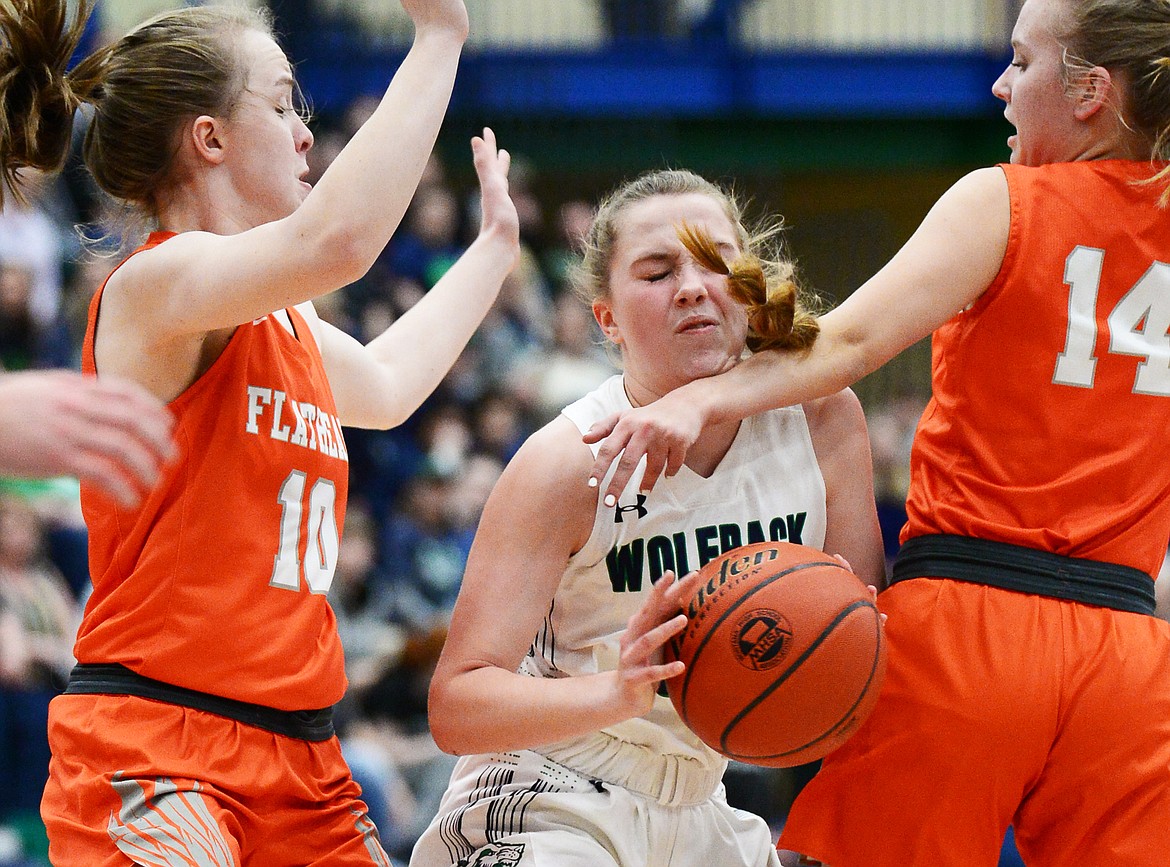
top-left (190, 115), bottom-right (228, 166)
top-left (593, 299), bottom-right (622, 345)
top-left (1071, 64), bottom-right (1111, 121)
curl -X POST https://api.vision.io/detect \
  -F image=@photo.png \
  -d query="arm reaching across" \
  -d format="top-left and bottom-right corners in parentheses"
top-left (0, 370), bottom-right (175, 507)
top-left (585, 166), bottom-right (1011, 503)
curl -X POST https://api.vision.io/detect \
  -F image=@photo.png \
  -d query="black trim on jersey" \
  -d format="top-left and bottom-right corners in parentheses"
top-left (440, 760), bottom-right (515, 863)
top-left (487, 786), bottom-right (539, 841)
top-left (537, 598), bottom-right (561, 673)
top-left (65, 663), bottom-right (335, 741)
top-left (891, 534), bottom-right (1156, 616)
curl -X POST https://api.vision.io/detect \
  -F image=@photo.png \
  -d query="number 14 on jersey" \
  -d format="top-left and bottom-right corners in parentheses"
top-left (1054, 246), bottom-right (1170, 395)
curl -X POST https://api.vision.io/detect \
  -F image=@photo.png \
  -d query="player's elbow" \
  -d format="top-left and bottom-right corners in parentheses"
top-left (426, 675), bottom-right (468, 756)
top-left (826, 324), bottom-right (883, 391)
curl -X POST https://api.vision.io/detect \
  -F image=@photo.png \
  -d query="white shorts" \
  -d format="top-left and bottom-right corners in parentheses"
top-left (408, 742), bottom-right (779, 867)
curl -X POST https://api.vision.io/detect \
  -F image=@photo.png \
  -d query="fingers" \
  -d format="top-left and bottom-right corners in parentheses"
top-left (77, 376), bottom-right (176, 460)
top-left (69, 451), bottom-right (150, 509)
top-left (622, 613), bottom-right (688, 680)
top-left (831, 553), bottom-right (855, 573)
top-left (624, 569), bottom-right (679, 634)
top-left (582, 412), bottom-right (620, 446)
top-left (56, 375), bottom-right (176, 506)
top-left (637, 438), bottom-right (669, 497)
top-left (585, 411), bottom-right (684, 503)
top-left (586, 413), bottom-right (661, 504)
top-left (625, 570), bottom-right (699, 651)
top-left (471, 127), bottom-right (519, 257)
top-left (586, 413), bottom-right (623, 492)
top-left (602, 441), bottom-right (650, 508)
top-left (0, 370), bottom-right (175, 507)
top-left (671, 568), bottom-right (706, 609)
top-left (620, 570), bottom-right (706, 688)
top-left (589, 424), bottom-right (638, 507)
top-left (471, 127), bottom-right (509, 177)
top-left (864, 584), bottom-right (889, 624)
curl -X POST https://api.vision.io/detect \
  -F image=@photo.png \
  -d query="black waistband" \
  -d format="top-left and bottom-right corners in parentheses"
top-left (65, 664), bottom-right (335, 742)
top-left (890, 534), bottom-right (1156, 616)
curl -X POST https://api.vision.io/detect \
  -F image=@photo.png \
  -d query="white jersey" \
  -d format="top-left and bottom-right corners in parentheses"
top-left (527, 374), bottom-right (828, 774)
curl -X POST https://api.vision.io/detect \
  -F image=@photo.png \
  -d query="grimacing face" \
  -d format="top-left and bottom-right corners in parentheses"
top-left (594, 192), bottom-right (750, 406)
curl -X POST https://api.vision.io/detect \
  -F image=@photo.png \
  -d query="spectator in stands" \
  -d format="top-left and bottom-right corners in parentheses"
top-left (0, 258), bottom-right (74, 371)
top-left (541, 198), bottom-right (596, 296)
top-left (380, 183), bottom-right (466, 288)
top-left (0, 494), bottom-right (81, 824)
top-left (468, 389), bottom-right (530, 464)
top-left (0, 169), bottom-right (74, 331)
top-left (376, 466), bottom-right (472, 631)
top-left (510, 291), bottom-right (618, 424)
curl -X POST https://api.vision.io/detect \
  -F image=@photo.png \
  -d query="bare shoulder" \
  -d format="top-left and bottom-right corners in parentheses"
top-left (504, 414), bottom-right (597, 492)
top-left (483, 413), bottom-right (599, 553)
top-left (801, 387), bottom-right (867, 435)
top-left (800, 387), bottom-right (871, 459)
top-left (940, 166), bottom-right (1010, 214)
top-left (106, 230), bottom-right (213, 287)
top-left (101, 231), bottom-right (216, 331)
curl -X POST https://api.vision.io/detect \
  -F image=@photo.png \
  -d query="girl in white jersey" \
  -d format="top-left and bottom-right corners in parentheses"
top-left (411, 170), bottom-right (886, 867)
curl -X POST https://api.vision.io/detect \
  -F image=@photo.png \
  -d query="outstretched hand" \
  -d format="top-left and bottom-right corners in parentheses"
top-left (611, 569), bottom-right (706, 719)
top-left (399, 0), bottom-right (469, 41)
top-left (0, 370), bottom-right (176, 507)
top-left (470, 127), bottom-right (520, 269)
top-left (584, 388), bottom-right (706, 505)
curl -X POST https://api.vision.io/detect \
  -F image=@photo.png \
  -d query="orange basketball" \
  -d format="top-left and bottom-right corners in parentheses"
top-left (665, 541), bottom-right (886, 768)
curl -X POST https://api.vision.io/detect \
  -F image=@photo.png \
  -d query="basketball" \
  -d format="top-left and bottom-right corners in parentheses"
top-left (665, 541), bottom-right (886, 768)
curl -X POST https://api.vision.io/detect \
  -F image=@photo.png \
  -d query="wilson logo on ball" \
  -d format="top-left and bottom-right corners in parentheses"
top-left (731, 608), bottom-right (793, 671)
top-left (666, 541), bottom-right (886, 768)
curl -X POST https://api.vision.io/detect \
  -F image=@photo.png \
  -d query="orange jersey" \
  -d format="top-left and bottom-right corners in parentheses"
top-left (903, 160), bottom-right (1170, 578)
top-left (77, 232), bottom-right (349, 710)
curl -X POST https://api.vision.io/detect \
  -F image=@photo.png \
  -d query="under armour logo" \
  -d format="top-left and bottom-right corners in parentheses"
top-left (613, 494), bottom-right (648, 523)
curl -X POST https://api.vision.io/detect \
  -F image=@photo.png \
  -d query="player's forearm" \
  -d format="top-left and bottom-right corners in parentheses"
top-left (361, 232), bottom-right (513, 424)
top-left (429, 667), bottom-right (638, 756)
top-left (295, 29), bottom-right (466, 277)
top-left (688, 336), bottom-right (867, 428)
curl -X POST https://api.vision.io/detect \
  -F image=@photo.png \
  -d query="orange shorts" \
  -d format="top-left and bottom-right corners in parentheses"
top-left (778, 578), bottom-right (1170, 867)
top-left (41, 693), bottom-right (393, 867)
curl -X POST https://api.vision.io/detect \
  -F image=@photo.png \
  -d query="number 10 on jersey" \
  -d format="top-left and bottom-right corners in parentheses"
top-left (270, 470), bottom-right (339, 594)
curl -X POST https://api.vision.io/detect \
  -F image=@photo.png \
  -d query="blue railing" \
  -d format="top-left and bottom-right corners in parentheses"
top-left (263, 0), bottom-right (1014, 118)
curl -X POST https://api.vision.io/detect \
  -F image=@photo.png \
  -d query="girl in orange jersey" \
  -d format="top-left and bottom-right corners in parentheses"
top-left (585, 0), bottom-right (1170, 865)
top-left (0, 0), bottom-right (519, 863)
